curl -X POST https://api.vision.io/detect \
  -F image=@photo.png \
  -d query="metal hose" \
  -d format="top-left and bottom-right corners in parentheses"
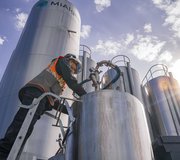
top-left (102, 65), bottom-right (121, 89)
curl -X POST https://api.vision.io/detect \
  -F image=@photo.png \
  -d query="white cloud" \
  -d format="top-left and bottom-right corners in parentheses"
top-left (16, 8), bottom-right (21, 13)
top-left (152, 0), bottom-right (180, 38)
top-left (15, 12), bottom-right (28, 30)
top-left (93, 33), bottom-right (167, 61)
top-left (144, 23), bottom-right (152, 33)
top-left (94, 39), bottom-right (122, 56)
top-left (169, 59), bottom-right (180, 82)
top-left (94, 0), bottom-right (111, 12)
top-left (125, 33), bottom-right (134, 45)
top-left (158, 50), bottom-right (173, 62)
top-left (81, 25), bottom-right (92, 39)
top-left (93, 33), bottom-right (134, 56)
top-left (130, 35), bottom-right (166, 62)
top-left (0, 36), bottom-right (6, 45)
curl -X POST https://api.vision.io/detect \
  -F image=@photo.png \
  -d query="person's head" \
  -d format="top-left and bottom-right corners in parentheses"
top-left (64, 54), bottom-right (82, 74)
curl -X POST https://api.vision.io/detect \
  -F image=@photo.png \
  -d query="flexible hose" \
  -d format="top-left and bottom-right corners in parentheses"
top-left (102, 65), bottom-right (121, 89)
top-left (78, 61), bottom-right (121, 90)
top-left (79, 78), bottom-right (91, 86)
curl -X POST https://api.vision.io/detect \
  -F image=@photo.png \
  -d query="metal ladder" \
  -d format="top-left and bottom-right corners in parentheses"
top-left (7, 92), bottom-right (80, 160)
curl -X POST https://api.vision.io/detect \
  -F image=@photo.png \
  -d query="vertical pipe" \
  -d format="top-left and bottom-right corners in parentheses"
top-left (127, 62), bottom-right (135, 95)
top-left (141, 83), bottom-right (155, 142)
top-left (120, 73), bottom-right (126, 92)
top-left (82, 51), bottom-right (87, 81)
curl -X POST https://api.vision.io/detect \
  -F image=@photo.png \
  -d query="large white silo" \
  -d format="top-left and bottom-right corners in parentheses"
top-left (0, 0), bottom-right (81, 158)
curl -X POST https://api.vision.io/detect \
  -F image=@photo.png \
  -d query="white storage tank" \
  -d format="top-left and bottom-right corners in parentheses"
top-left (0, 0), bottom-right (81, 159)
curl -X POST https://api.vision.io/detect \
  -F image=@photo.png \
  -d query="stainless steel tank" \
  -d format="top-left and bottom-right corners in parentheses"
top-left (77, 45), bottom-right (96, 93)
top-left (142, 64), bottom-right (180, 140)
top-left (76, 90), bottom-right (154, 160)
top-left (64, 45), bottom-right (96, 160)
top-left (0, 0), bottom-right (81, 158)
top-left (101, 55), bottom-right (143, 102)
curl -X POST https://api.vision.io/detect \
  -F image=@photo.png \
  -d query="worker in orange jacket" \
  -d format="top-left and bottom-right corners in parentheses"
top-left (0, 53), bottom-right (86, 159)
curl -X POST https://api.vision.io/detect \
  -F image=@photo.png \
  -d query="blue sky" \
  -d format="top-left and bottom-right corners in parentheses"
top-left (0, 0), bottom-right (180, 82)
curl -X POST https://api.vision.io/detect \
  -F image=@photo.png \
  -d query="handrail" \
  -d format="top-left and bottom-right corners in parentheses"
top-left (20, 92), bottom-right (81, 109)
top-left (20, 92), bottom-right (79, 153)
top-left (142, 64), bottom-right (169, 86)
top-left (111, 55), bottom-right (130, 66)
top-left (8, 92), bottom-right (80, 160)
top-left (80, 44), bottom-right (92, 58)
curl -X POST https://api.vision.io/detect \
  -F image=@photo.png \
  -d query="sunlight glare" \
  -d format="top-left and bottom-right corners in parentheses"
top-left (170, 59), bottom-right (180, 84)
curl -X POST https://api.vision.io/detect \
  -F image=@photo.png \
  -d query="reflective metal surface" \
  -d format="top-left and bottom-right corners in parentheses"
top-left (0, 0), bottom-right (81, 158)
top-left (102, 66), bottom-right (143, 102)
top-left (142, 76), bottom-right (180, 139)
top-left (76, 90), bottom-right (154, 160)
top-left (78, 45), bottom-right (96, 93)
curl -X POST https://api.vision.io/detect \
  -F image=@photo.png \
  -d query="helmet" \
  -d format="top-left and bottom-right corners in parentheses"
top-left (64, 54), bottom-right (82, 74)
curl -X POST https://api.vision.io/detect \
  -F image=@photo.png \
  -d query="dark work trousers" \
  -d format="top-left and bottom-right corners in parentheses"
top-left (0, 87), bottom-right (52, 159)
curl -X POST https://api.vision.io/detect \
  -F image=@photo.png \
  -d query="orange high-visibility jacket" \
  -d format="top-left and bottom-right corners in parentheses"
top-left (19, 56), bottom-right (66, 106)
